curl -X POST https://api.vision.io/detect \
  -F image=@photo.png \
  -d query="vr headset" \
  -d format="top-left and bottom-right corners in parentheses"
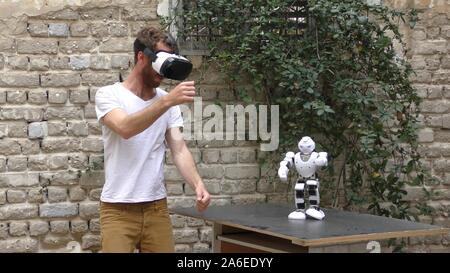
top-left (134, 39), bottom-right (193, 81)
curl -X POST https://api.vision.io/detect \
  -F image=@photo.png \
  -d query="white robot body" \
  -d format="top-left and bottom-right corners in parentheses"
top-left (278, 136), bottom-right (328, 221)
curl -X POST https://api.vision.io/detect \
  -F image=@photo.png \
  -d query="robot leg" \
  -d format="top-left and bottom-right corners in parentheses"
top-left (288, 180), bottom-right (306, 220)
top-left (305, 180), bottom-right (325, 220)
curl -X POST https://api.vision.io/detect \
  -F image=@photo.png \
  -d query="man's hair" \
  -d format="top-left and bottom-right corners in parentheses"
top-left (134, 27), bottom-right (179, 64)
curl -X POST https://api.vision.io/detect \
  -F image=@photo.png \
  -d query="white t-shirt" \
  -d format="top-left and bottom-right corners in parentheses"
top-left (95, 82), bottom-right (183, 203)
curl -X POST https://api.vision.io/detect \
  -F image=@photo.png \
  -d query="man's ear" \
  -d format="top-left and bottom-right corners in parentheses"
top-left (137, 51), bottom-right (147, 65)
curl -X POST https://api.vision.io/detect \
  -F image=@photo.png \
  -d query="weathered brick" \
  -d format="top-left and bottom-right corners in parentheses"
top-left (0, 173), bottom-right (39, 187)
top-left (187, 217), bottom-right (204, 227)
top-left (193, 243), bottom-right (210, 253)
top-left (220, 150), bottom-right (237, 163)
top-left (79, 202), bottom-right (99, 219)
top-left (28, 155), bottom-right (48, 171)
top-left (49, 155), bottom-right (68, 170)
top-left (39, 203), bottom-right (78, 218)
top-left (167, 183), bottom-right (183, 195)
top-left (69, 56), bottom-right (90, 70)
top-left (9, 221), bottom-right (28, 236)
top-left (18, 139), bottom-right (40, 155)
top-left (43, 234), bottom-right (74, 247)
top-left (0, 189), bottom-right (5, 205)
top-left (42, 8), bottom-right (79, 20)
top-left (225, 165), bottom-right (260, 179)
top-left (59, 40), bottom-right (97, 54)
top-left (90, 22), bottom-right (109, 38)
top-left (71, 220), bottom-right (88, 233)
top-left (81, 138), bottom-right (103, 152)
top-left (0, 222), bottom-right (7, 239)
top-left (69, 153), bottom-right (88, 169)
top-left (6, 90), bottom-right (26, 104)
top-left (28, 90), bottom-right (47, 105)
top-left (48, 23), bottom-right (69, 37)
top-left (41, 73), bottom-right (81, 87)
top-left (80, 7), bottom-right (120, 20)
top-left (6, 189), bottom-right (27, 203)
top-left (88, 122), bottom-right (102, 135)
top-left (200, 228), bottom-right (213, 242)
top-left (90, 55), bottom-right (111, 70)
top-left (39, 171), bottom-right (80, 186)
top-left (109, 22), bottom-right (129, 37)
top-left (0, 124), bottom-right (6, 138)
top-left (7, 156), bottom-right (27, 172)
top-left (79, 171), bottom-right (105, 187)
top-left (89, 155), bottom-right (104, 170)
top-left (173, 229), bottom-right (199, 244)
top-left (28, 122), bottom-right (48, 139)
top-left (29, 220), bottom-right (49, 236)
top-left (0, 39), bottom-right (16, 53)
top-left (175, 244), bottom-right (192, 253)
top-left (122, 7), bottom-right (156, 21)
top-left (28, 22), bottom-right (48, 37)
top-left (89, 219), bottom-right (100, 233)
top-left (7, 122), bottom-right (27, 138)
top-left (69, 90), bottom-right (89, 104)
top-left (170, 214), bottom-right (186, 228)
top-left (27, 188), bottom-right (44, 203)
top-left (69, 187), bottom-right (86, 202)
top-left (47, 187), bottom-right (68, 203)
top-left (41, 138), bottom-right (80, 153)
top-left (413, 40), bottom-right (447, 55)
top-left (0, 139), bottom-right (21, 155)
top-left (0, 73), bottom-right (39, 87)
top-left (418, 128), bottom-right (434, 143)
top-left (89, 189), bottom-right (102, 201)
top-left (111, 55), bottom-right (130, 70)
top-left (202, 150), bottom-right (220, 163)
top-left (164, 166), bottom-right (183, 181)
top-left (99, 38), bottom-right (132, 53)
top-left (81, 73), bottom-right (119, 86)
top-left (47, 122), bottom-right (67, 136)
top-left (70, 22), bottom-right (89, 37)
top-left (0, 238), bottom-right (38, 253)
top-left (45, 107), bottom-right (84, 120)
top-left (7, 56), bottom-right (28, 70)
top-left (50, 220), bottom-right (70, 234)
top-left (0, 54), bottom-right (4, 69)
top-left (0, 204), bottom-right (38, 220)
top-left (81, 234), bottom-right (101, 249)
top-left (50, 57), bottom-right (70, 70)
top-left (17, 39), bottom-right (57, 54)
top-left (198, 165), bottom-right (224, 179)
top-left (84, 104), bottom-right (97, 118)
top-left (67, 121), bottom-right (89, 136)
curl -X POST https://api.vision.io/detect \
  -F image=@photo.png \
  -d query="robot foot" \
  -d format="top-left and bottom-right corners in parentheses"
top-left (288, 210), bottom-right (306, 220)
top-left (306, 207), bottom-right (325, 220)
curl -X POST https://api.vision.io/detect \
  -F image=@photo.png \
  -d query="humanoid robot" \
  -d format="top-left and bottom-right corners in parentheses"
top-left (278, 136), bottom-right (328, 220)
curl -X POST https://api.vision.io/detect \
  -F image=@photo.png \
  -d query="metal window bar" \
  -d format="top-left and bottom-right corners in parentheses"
top-left (176, 0), bottom-right (309, 55)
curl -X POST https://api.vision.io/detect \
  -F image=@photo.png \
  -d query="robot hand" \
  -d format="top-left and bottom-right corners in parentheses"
top-left (278, 163), bottom-right (289, 182)
top-left (314, 152), bottom-right (328, 167)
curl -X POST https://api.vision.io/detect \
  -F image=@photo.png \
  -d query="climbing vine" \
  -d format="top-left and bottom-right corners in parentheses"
top-left (169, 0), bottom-right (434, 233)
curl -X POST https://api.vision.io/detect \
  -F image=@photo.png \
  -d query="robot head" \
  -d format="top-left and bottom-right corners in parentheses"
top-left (298, 136), bottom-right (315, 154)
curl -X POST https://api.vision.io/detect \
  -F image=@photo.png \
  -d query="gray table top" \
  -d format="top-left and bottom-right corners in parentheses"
top-left (171, 203), bottom-right (449, 246)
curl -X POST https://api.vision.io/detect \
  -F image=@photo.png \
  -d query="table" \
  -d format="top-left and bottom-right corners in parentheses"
top-left (171, 203), bottom-right (449, 253)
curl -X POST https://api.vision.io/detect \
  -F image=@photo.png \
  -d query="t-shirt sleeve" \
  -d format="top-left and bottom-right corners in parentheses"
top-left (167, 105), bottom-right (184, 129)
top-left (95, 87), bottom-right (122, 122)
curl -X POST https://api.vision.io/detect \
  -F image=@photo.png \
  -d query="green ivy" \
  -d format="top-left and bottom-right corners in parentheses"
top-left (173, 0), bottom-right (434, 225)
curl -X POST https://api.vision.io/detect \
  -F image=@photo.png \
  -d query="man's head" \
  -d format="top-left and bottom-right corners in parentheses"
top-left (133, 27), bottom-right (179, 88)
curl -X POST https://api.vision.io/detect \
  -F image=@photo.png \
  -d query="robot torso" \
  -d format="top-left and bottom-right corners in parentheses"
top-left (294, 152), bottom-right (319, 179)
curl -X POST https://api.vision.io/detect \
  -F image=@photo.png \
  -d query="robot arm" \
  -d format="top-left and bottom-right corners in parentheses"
top-left (278, 152), bottom-right (295, 182)
top-left (314, 152), bottom-right (328, 167)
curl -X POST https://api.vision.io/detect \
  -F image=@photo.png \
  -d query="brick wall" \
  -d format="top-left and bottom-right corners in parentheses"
top-left (0, 0), bottom-right (449, 253)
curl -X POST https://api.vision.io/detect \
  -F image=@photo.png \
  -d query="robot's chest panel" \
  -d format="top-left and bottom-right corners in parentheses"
top-left (294, 153), bottom-right (317, 178)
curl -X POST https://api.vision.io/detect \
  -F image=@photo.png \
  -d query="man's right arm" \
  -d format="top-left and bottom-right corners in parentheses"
top-left (101, 81), bottom-right (195, 139)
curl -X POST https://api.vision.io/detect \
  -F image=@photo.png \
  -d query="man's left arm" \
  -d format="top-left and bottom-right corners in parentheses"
top-left (165, 127), bottom-right (211, 212)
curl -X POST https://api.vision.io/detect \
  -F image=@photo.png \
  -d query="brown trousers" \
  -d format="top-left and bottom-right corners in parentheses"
top-left (100, 198), bottom-right (175, 253)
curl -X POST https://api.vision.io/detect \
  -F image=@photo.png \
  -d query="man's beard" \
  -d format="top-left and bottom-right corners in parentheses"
top-left (141, 65), bottom-right (160, 89)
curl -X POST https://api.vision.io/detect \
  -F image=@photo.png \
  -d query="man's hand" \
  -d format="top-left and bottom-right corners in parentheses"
top-left (195, 184), bottom-right (211, 213)
top-left (164, 81), bottom-right (196, 106)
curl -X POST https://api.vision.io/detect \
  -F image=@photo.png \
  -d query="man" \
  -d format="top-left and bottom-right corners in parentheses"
top-left (95, 26), bottom-right (211, 253)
